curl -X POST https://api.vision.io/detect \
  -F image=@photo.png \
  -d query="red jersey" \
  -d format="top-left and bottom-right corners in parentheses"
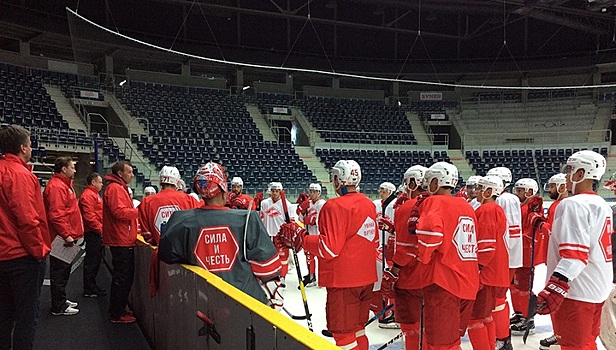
top-left (475, 202), bottom-right (509, 287)
top-left (303, 192), bottom-right (378, 288)
top-left (0, 154), bottom-right (50, 261)
top-left (43, 174), bottom-right (84, 241)
top-left (392, 197), bottom-right (425, 290)
top-left (138, 188), bottom-right (201, 244)
top-left (102, 174), bottom-right (139, 247)
top-left (536, 198), bottom-right (564, 264)
top-left (79, 185), bottom-right (103, 234)
top-left (415, 195), bottom-right (479, 300)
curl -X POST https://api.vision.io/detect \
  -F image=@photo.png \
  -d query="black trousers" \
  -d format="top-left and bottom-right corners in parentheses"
top-left (109, 246), bottom-right (135, 318)
top-left (49, 256), bottom-right (72, 312)
top-left (83, 232), bottom-right (103, 293)
top-left (0, 256), bottom-right (46, 350)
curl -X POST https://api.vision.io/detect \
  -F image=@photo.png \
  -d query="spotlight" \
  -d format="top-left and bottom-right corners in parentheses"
top-left (119, 80), bottom-right (127, 87)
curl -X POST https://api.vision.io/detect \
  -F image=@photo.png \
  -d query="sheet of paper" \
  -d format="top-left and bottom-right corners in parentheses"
top-left (50, 235), bottom-right (82, 264)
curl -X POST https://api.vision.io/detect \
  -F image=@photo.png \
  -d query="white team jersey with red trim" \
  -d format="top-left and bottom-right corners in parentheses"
top-left (373, 198), bottom-right (396, 291)
top-left (469, 198), bottom-right (481, 210)
top-left (260, 197), bottom-right (292, 236)
top-left (496, 192), bottom-right (523, 268)
top-left (548, 193), bottom-right (613, 303)
top-left (300, 199), bottom-right (326, 235)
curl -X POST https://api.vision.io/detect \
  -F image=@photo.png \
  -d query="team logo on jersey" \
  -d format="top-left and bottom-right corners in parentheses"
top-left (357, 216), bottom-right (377, 242)
top-left (600, 217), bottom-right (613, 263)
top-left (452, 216), bottom-right (478, 261)
top-left (264, 207), bottom-right (281, 218)
top-left (154, 205), bottom-right (181, 234)
top-left (193, 226), bottom-right (239, 273)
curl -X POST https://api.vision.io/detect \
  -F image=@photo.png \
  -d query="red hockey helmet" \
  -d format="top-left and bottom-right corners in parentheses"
top-left (193, 162), bottom-right (228, 199)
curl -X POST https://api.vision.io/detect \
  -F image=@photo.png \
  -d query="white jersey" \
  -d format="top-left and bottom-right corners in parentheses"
top-left (469, 198), bottom-right (481, 210)
top-left (260, 197), bottom-right (292, 237)
top-left (299, 198), bottom-right (326, 235)
top-left (373, 198), bottom-right (396, 291)
top-left (548, 193), bottom-right (613, 303)
top-left (496, 192), bottom-right (522, 268)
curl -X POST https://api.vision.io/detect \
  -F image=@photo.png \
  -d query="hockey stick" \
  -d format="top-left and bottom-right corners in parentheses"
top-left (321, 303), bottom-right (395, 338)
top-left (523, 224), bottom-right (538, 344)
top-left (381, 191), bottom-right (398, 270)
top-left (376, 331), bottom-right (404, 350)
top-left (280, 190), bottom-right (314, 332)
top-left (282, 306), bottom-right (310, 320)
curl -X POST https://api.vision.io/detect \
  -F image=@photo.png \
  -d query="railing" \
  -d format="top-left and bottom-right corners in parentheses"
top-left (311, 129), bottom-right (449, 149)
top-left (462, 129), bottom-right (611, 149)
top-left (111, 137), bottom-right (155, 182)
top-left (27, 125), bottom-right (93, 150)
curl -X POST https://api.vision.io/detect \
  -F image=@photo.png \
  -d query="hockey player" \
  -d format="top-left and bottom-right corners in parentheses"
top-left (296, 183), bottom-right (326, 287)
top-left (466, 175), bottom-right (483, 210)
top-left (485, 166), bottom-right (522, 350)
top-left (227, 176), bottom-right (256, 210)
top-left (278, 160), bottom-right (378, 350)
top-left (373, 181), bottom-right (398, 328)
top-left (158, 162), bottom-right (284, 309)
top-left (260, 182), bottom-right (293, 287)
top-left (534, 150), bottom-right (612, 350)
top-left (138, 166), bottom-right (201, 245)
top-left (467, 175), bottom-right (510, 350)
top-left (509, 178), bottom-right (540, 335)
top-left (380, 164), bottom-right (427, 350)
top-left (143, 186), bottom-right (156, 197)
top-left (383, 162), bottom-right (479, 350)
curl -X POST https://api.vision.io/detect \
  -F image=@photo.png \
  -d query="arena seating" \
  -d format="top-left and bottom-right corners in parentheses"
top-left (404, 100), bottom-right (457, 121)
top-left (299, 97), bottom-right (416, 144)
top-left (117, 81), bottom-right (318, 195)
top-left (253, 92), bottom-right (294, 115)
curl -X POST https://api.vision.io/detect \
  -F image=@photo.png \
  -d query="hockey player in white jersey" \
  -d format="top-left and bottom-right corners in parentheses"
top-left (485, 166), bottom-right (522, 350)
top-left (535, 150), bottom-right (613, 350)
top-left (466, 175), bottom-right (482, 210)
top-left (296, 183), bottom-right (326, 287)
top-left (260, 182), bottom-right (293, 287)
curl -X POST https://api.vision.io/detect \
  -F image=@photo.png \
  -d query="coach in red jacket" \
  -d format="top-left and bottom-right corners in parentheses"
top-left (79, 172), bottom-right (105, 297)
top-left (0, 125), bottom-right (51, 350)
top-left (44, 156), bottom-right (84, 316)
top-left (103, 160), bottom-right (139, 324)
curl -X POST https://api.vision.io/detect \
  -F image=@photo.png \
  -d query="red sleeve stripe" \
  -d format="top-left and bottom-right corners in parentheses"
top-left (509, 234), bottom-right (522, 238)
top-left (558, 243), bottom-right (589, 252)
top-left (416, 230), bottom-right (444, 237)
top-left (418, 239), bottom-right (442, 248)
top-left (248, 255), bottom-right (280, 268)
top-left (478, 248), bottom-right (496, 253)
top-left (252, 266), bottom-right (282, 279)
top-left (477, 239), bottom-right (496, 244)
top-left (249, 256), bottom-right (282, 277)
top-left (317, 240), bottom-right (338, 259)
top-left (559, 249), bottom-right (589, 264)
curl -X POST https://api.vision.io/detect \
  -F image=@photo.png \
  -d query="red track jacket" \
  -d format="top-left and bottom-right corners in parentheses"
top-left (44, 174), bottom-right (84, 241)
top-left (102, 173), bottom-right (138, 247)
top-left (79, 185), bottom-right (103, 234)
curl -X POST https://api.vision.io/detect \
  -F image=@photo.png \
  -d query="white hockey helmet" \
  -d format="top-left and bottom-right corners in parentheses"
top-left (566, 150), bottom-right (606, 182)
top-left (331, 160), bottom-right (362, 187)
top-left (543, 173), bottom-right (567, 192)
top-left (466, 175), bottom-right (482, 187)
top-left (159, 166), bottom-right (181, 186)
top-left (423, 162), bottom-right (458, 192)
top-left (486, 167), bottom-right (513, 187)
top-left (477, 175), bottom-right (504, 197)
top-left (270, 182), bottom-right (283, 190)
top-left (231, 177), bottom-right (243, 186)
top-left (403, 165), bottom-right (427, 189)
top-left (379, 182), bottom-right (396, 193)
top-left (309, 183), bottom-right (322, 194)
top-left (514, 178), bottom-right (539, 195)
top-left (144, 186), bottom-right (156, 195)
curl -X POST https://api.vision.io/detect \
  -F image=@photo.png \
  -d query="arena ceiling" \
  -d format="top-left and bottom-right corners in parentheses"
top-left (1, 0), bottom-right (616, 78)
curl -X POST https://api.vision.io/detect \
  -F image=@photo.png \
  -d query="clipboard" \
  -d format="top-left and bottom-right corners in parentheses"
top-left (50, 236), bottom-right (83, 264)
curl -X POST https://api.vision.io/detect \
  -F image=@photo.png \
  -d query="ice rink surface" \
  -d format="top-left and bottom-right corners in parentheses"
top-left (279, 250), bottom-right (607, 350)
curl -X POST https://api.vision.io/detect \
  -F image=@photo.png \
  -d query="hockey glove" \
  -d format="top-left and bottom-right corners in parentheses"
top-left (260, 278), bottom-right (284, 311)
top-left (378, 216), bottom-right (395, 233)
top-left (230, 196), bottom-right (249, 210)
top-left (226, 192), bottom-right (238, 208)
top-left (296, 192), bottom-right (309, 204)
top-left (380, 268), bottom-right (399, 299)
top-left (296, 199), bottom-right (311, 216)
top-left (278, 222), bottom-right (306, 252)
top-left (393, 192), bottom-right (409, 209)
top-left (385, 233), bottom-right (396, 262)
top-left (527, 212), bottom-right (547, 231)
top-left (536, 277), bottom-right (569, 315)
top-left (407, 192), bottom-right (429, 234)
top-left (527, 195), bottom-right (543, 213)
top-left (254, 192), bottom-right (264, 210)
top-left (303, 208), bottom-right (317, 226)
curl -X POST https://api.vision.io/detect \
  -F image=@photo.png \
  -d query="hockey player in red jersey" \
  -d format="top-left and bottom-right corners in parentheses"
top-left (277, 160), bottom-right (378, 350)
top-left (467, 175), bottom-right (510, 350)
top-left (509, 178), bottom-right (540, 335)
top-left (138, 166), bottom-right (201, 245)
top-left (260, 182), bottom-right (293, 286)
top-left (380, 164), bottom-right (427, 350)
top-left (159, 162), bottom-right (283, 308)
top-left (384, 162), bottom-right (479, 350)
top-left (535, 151), bottom-right (612, 350)
top-left (296, 183), bottom-right (326, 287)
top-left (227, 176), bottom-right (256, 210)
top-left (485, 166), bottom-right (521, 350)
